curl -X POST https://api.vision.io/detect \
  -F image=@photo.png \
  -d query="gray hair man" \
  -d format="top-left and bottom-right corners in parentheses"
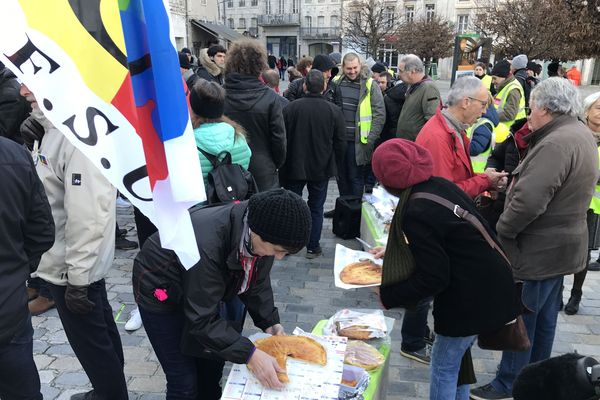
top-left (400, 76), bottom-right (508, 366)
top-left (471, 77), bottom-right (599, 399)
top-left (395, 54), bottom-right (441, 141)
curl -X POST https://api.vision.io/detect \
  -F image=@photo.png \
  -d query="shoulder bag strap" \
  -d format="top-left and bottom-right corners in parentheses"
top-left (410, 192), bottom-right (510, 265)
top-left (197, 146), bottom-right (218, 168)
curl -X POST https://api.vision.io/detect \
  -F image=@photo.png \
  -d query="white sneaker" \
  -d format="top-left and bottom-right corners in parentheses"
top-left (124, 307), bottom-right (143, 331)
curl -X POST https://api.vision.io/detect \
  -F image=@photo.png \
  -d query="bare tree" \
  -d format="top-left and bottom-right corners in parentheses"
top-left (342, 0), bottom-right (399, 58)
top-left (394, 15), bottom-right (454, 62)
top-left (474, 0), bottom-right (600, 60)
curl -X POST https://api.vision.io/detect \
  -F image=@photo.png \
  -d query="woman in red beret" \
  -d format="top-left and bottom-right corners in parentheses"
top-left (369, 139), bottom-right (520, 400)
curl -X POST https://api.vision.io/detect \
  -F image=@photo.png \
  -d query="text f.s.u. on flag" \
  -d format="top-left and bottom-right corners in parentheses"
top-left (0, 0), bottom-right (206, 268)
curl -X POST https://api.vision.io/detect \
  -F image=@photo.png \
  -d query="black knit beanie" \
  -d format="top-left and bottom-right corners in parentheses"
top-left (491, 60), bottom-right (511, 78)
top-left (248, 189), bottom-right (311, 252)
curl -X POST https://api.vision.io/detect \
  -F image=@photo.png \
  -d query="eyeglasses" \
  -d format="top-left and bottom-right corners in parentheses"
top-left (468, 97), bottom-right (488, 107)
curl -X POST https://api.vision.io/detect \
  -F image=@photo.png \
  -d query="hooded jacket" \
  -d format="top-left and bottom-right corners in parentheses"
top-left (0, 137), bottom-right (54, 344)
top-left (194, 122), bottom-right (252, 186)
top-left (224, 73), bottom-right (286, 191)
top-left (33, 112), bottom-right (116, 286)
top-left (498, 115), bottom-right (598, 280)
top-left (132, 202), bottom-right (279, 363)
top-left (0, 67), bottom-right (29, 144)
top-left (195, 48), bottom-right (224, 85)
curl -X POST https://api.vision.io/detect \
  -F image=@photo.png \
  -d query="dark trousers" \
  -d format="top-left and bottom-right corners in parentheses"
top-left (0, 315), bottom-right (42, 400)
top-left (48, 280), bottom-right (128, 400)
top-left (284, 179), bottom-right (329, 251)
top-left (401, 297), bottom-right (432, 352)
top-left (27, 276), bottom-right (53, 300)
top-left (337, 141), bottom-right (365, 197)
top-left (139, 306), bottom-right (225, 400)
top-left (133, 206), bottom-right (158, 248)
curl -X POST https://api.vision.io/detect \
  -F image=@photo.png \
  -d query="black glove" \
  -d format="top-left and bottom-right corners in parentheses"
top-left (20, 117), bottom-right (45, 151)
top-left (65, 283), bottom-right (95, 314)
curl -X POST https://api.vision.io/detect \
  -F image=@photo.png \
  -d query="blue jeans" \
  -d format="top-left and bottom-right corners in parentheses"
top-left (337, 141), bottom-right (365, 197)
top-left (139, 306), bottom-right (225, 400)
top-left (284, 179), bottom-right (329, 250)
top-left (430, 334), bottom-right (477, 400)
top-left (401, 297), bottom-right (432, 351)
top-left (0, 315), bottom-right (42, 400)
top-left (490, 276), bottom-right (563, 394)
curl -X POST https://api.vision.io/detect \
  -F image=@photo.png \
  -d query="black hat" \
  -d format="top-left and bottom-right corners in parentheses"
top-left (178, 52), bottom-right (191, 69)
top-left (548, 62), bottom-right (560, 76)
top-left (371, 62), bottom-right (387, 74)
top-left (181, 47), bottom-right (191, 54)
top-left (491, 60), bottom-right (511, 78)
top-left (312, 54), bottom-right (336, 72)
top-left (248, 189), bottom-right (311, 252)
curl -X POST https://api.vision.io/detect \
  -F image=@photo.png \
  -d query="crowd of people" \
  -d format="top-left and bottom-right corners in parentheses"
top-left (1, 37), bottom-right (599, 400)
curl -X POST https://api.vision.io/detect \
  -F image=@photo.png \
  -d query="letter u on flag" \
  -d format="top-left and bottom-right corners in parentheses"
top-left (0, 0), bottom-right (206, 268)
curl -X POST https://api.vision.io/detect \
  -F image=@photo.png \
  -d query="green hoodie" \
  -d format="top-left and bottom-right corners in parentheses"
top-left (194, 122), bottom-right (252, 187)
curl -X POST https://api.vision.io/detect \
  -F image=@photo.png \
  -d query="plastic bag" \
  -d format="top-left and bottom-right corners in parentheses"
top-left (344, 340), bottom-right (385, 371)
top-left (324, 309), bottom-right (389, 340)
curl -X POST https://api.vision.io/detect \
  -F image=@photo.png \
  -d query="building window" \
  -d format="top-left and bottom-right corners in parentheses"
top-left (266, 0), bottom-right (271, 14)
top-left (278, 0), bottom-right (284, 13)
top-left (385, 6), bottom-right (395, 28)
top-left (201, 0), bottom-right (206, 5)
top-left (251, 17), bottom-right (258, 27)
top-left (330, 15), bottom-right (338, 27)
top-left (426, 4), bottom-right (435, 22)
top-left (305, 15), bottom-right (312, 28)
top-left (292, 0), bottom-right (299, 13)
top-left (251, 0), bottom-right (258, 5)
top-left (239, 0), bottom-right (245, 6)
top-left (227, 0), bottom-right (233, 7)
top-left (305, 0), bottom-right (312, 3)
top-left (239, 18), bottom-right (246, 28)
top-left (317, 15), bottom-right (325, 27)
top-left (457, 14), bottom-right (469, 33)
top-left (228, 18), bottom-right (234, 28)
top-left (405, 6), bottom-right (414, 23)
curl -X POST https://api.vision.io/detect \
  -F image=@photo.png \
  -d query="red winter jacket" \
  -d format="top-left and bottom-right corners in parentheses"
top-left (416, 109), bottom-right (491, 198)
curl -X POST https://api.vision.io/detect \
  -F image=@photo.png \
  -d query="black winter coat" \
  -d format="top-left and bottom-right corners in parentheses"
top-left (380, 177), bottom-right (520, 337)
top-left (224, 73), bottom-right (286, 191)
top-left (132, 202), bottom-right (279, 364)
top-left (0, 137), bottom-right (54, 344)
top-left (0, 67), bottom-right (30, 144)
top-left (283, 77), bottom-right (336, 103)
top-left (195, 64), bottom-right (224, 85)
top-left (380, 82), bottom-right (407, 143)
top-left (281, 94), bottom-right (346, 181)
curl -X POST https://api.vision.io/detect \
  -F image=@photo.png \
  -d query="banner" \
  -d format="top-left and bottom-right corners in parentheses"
top-left (0, 0), bottom-right (206, 268)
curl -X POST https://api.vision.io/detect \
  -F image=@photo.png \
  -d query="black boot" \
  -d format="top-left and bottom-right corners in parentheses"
top-left (565, 290), bottom-right (582, 315)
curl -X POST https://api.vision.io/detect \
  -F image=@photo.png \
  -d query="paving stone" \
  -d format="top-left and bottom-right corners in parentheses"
top-left (40, 384), bottom-right (61, 400)
top-left (54, 372), bottom-right (89, 386)
top-left (129, 377), bottom-right (167, 392)
top-left (48, 356), bottom-right (82, 371)
top-left (46, 344), bottom-right (74, 356)
top-left (34, 354), bottom-right (56, 370)
top-left (39, 369), bottom-right (57, 384)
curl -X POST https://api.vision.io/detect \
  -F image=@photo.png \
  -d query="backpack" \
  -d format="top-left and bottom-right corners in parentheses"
top-left (197, 147), bottom-right (258, 205)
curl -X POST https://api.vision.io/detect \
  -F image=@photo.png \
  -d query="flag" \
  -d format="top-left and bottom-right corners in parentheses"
top-left (0, 0), bottom-right (206, 268)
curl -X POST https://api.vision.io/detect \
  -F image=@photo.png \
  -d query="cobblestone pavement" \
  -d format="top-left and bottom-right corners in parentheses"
top-left (32, 81), bottom-right (600, 399)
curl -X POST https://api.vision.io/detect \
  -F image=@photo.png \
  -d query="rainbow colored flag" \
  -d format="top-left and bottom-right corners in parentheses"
top-left (0, 0), bottom-right (206, 268)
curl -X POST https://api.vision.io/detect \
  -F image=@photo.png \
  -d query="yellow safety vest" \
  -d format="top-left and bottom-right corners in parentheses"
top-left (493, 79), bottom-right (526, 143)
top-left (387, 68), bottom-right (395, 79)
top-left (466, 117), bottom-right (495, 173)
top-left (481, 74), bottom-right (492, 92)
top-left (333, 75), bottom-right (373, 144)
top-left (590, 147), bottom-right (600, 214)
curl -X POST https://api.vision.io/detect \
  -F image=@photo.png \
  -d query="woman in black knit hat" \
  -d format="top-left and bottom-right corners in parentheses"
top-left (132, 189), bottom-right (311, 399)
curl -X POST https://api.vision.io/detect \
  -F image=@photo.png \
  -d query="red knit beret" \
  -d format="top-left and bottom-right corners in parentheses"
top-left (372, 139), bottom-right (434, 190)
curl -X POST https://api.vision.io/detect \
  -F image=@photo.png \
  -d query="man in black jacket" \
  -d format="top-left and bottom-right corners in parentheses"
top-left (281, 70), bottom-right (346, 258)
top-left (0, 62), bottom-right (30, 143)
top-left (0, 136), bottom-right (55, 400)
top-left (195, 45), bottom-right (226, 85)
top-left (284, 54), bottom-right (336, 102)
top-left (224, 39), bottom-right (286, 191)
top-left (132, 189), bottom-right (311, 399)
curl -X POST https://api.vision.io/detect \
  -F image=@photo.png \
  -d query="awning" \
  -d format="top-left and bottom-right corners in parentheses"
top-left (191, 20), bottom-right (243, 43)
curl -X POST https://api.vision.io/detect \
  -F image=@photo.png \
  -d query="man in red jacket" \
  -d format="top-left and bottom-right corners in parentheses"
top-left (398, 76), bottom-right (508, 365)
top-left (416, 75), bottom-right (508, 198)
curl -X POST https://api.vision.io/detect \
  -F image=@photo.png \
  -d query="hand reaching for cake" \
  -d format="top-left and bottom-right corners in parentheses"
top-left (247, 348), bottom-right (286, 389)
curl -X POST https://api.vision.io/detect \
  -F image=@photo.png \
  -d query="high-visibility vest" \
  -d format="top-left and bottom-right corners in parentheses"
top-left (590, 147), bottom-right (600, 214)
top-left (466, 117), bottom-right (495, 173)
top-left (493, 79), bottom-right (526, 143)
top-left (481, 74), bottom-right (492, 92)
top-left (333, 75), bottom-right (374, 144)
top-left (387, 68), bottom-right (396, 79)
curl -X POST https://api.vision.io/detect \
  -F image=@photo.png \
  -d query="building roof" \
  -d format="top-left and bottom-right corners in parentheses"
top-left (191, 20), bottom-right (243, 43)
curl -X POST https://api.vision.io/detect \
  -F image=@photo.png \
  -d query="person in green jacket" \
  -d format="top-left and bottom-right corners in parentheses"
top-left (189, 78), bottom-right (252, 188)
